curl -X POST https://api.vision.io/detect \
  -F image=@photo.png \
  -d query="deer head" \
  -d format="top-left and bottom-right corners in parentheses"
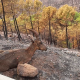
top-left (28, 29), bottom-right (47, 51)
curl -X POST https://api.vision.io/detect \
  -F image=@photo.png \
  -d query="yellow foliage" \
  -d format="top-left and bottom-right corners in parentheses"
top-left (56, 4), bottom-right (76, 22)
top-left (42, 6), bottom-right (57, 20)
top-left (34, 0), bottom-right (42, 10)
top-left (25, 0), bottom-right (33, 10)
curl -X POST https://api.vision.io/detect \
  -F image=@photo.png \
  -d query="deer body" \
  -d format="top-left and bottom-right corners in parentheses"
top-left (0, 30), bottom-right (47, 72)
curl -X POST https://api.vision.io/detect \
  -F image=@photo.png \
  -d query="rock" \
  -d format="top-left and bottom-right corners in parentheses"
top-left (17, 63), bottom-right (38, 77)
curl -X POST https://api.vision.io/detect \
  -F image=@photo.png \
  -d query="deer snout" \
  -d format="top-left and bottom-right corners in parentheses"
top-left (40, 44), bottom-right (47, 51)
top-left (45, 47), bottom-right (47, 51)
top-left (44, 47), bottom-right (47, 51)
top-left (44, 46), bottom-right (47, 51)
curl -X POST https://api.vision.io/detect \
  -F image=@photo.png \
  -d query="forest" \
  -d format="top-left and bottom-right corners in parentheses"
top-left (0, 0), bottom-right (80, 49)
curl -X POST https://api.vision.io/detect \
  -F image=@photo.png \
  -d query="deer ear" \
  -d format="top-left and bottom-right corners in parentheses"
top-left (28, 29), bottom-right (39, 38)
top-left (28, 35), bottom-right (34, 43)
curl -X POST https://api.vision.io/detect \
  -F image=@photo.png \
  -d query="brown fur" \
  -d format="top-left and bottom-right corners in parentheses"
top-left (0, 50), bottom-right (4, 53)
top-left (0, 37), bottom-right (47, 72)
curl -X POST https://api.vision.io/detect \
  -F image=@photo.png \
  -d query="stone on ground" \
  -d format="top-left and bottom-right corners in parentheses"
top-left (17, 63), bottom-right (38, 77)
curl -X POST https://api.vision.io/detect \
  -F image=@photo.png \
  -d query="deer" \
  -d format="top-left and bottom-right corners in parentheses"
top-left (0, 29), bottom-right (47, 72)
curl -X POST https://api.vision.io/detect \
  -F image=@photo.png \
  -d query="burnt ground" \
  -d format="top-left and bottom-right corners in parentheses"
top-left (0, 33), bottom-right (80, 80)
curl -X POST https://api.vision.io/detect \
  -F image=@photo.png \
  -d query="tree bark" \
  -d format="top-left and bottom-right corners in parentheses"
top-left (66, 25), bottom-right (68, 48)
top-left (14, 17), bottom-right (22, 41)
top-left (11, 5), bottom-right (21, 41)
top-left (1, 0), bottom-right (8, 39)
top-left (38, 20), bottom-right (40, 35)
top-left (24, 24), bottom-right (28, 36)
top-left (44, 29), bottom-right (45, 39)
top-left (49, 19), bottom-right (52, 44)
top-left (30, 15), bottom-right (34, 36)
top-left (10, 24), bottom-right (13, 35)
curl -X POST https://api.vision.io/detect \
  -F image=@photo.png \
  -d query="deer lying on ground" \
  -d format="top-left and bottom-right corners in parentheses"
top-left (0, 29), bottom-right (47, 72)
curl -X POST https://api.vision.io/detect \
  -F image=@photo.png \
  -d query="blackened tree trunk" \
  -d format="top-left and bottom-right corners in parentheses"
top-left (49, 19), bottom-right (52, 44)
top-left (14, 17), bottom-right (22, 41)
top-left (30, 15), bottom-right (34, 36)
top-left (24, 24), bottom-right (28, 36)
top-left (38, 20), bottom-right (40, 35)
top-left (78, 35), bottom-right (80, 49)
top-left (76, 31), bottom-right (78, 48)
top-left (11, 5), bottom-right (21, 41)
top-left (72, 38), bottom-right (74, 48)
top-left (44, 29), bottom-right (45, 39)
top-left (1, 0), bottom-right (8, 39)
top-left (66, 25), bottom-right (68, 48)
top-left (10, 24), bottom-right (13, 35)
top-left (30, 16), bottom-right (33, 29)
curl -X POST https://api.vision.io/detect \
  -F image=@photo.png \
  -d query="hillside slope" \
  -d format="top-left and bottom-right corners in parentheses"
top-left (0, 36), bottom-right (80, 80)
top-left (40, 0), bottom-right (80, 11)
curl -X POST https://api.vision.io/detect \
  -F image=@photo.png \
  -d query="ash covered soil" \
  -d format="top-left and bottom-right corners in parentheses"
top-left (0, 33), bottom-right (80, 80)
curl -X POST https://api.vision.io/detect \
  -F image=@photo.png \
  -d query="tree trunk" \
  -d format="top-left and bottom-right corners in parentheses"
top-left (10, 24), bottom-right (13, 35)
top-left (66, 25), bottom-right (68, 48)
top-left (2, 18), bottom-right (6, 37)
top-left (30, 15), bottom-right (34, 36)
top-left (49, 19), bottom-right (52, 44)
top-left (76, 31), bottom-right (78, 48)
top-left (44, 29), bottom-right (45, 39)
top-left (30, 16), bottom-right (33, 29)
top-left (38, 20), bottom-right (40, 35)
top-left (1, 0), bottom-right (8, 39)
top-left (24, 24), bottom-right (28, 36)
top-left (11, 5), bottom-right (21, 41)
top-left (14, 17), bottom-right (22, 41)
top-left (13, 15), bottom-right (21, 41)
top-left (73, 38), bottom-right (74, 48)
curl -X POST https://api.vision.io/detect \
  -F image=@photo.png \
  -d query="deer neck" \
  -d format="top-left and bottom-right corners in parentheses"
top-left (26, 43), bottom-right (38, 57)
